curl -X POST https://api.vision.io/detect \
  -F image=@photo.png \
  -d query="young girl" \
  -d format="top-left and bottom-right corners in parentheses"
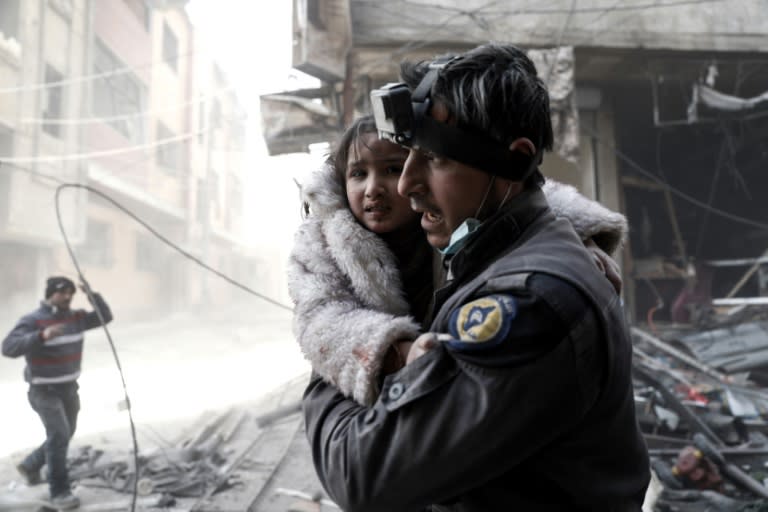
top-left (287, 115), bottom-right (627, 406)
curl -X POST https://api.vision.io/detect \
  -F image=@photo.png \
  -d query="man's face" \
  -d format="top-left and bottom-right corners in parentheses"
top-left (49, 289), bottom-right (74, 310)
top-left (398, 148), bottom-right (493, 249)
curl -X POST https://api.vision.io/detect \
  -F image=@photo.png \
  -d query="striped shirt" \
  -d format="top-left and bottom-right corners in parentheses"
top-left (2, 294), bottom-right (112, 384)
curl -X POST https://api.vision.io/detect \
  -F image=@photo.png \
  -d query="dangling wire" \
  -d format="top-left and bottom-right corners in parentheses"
top-left (54, 185), bottom-right (141, 512)
top-left (55, 183), bottom-right (293, 311)
top-left (53, 182), bottom-right (294, 512)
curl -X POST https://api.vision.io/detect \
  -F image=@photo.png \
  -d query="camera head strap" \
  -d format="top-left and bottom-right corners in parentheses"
top-left (370, 56), bottom-right (539, 181)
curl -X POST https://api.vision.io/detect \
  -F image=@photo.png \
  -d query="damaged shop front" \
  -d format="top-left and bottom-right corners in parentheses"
top-left (575, 46), bottom-right (768, 510)
top-left (614, 53), bottom-right (768, 327)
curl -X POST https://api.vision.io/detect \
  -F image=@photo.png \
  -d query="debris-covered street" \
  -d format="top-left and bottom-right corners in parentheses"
top-left (2, 0), bottom-right (768, 510)
top-left (0, 306), bottom-right (327, 511)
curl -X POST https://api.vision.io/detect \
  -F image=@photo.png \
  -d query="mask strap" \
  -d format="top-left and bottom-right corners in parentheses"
top-left (498, 182), bottom-right (514, 210)
top-left (474, 176), bottom-right (496, 220)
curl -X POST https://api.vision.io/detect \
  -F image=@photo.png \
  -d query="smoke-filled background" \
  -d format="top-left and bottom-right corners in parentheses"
top-left (0, 0), bottom-right (324, 458)
top-left (1, 0), bottom-right (768, 479)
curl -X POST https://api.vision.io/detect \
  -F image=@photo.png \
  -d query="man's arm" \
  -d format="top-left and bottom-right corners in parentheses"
top-left (80, 284), bottom-right (113, 329)
top-left (2, 316), bottom-right (44, 358)
top-left (543, 180), bottom-right (626, 293)
top-left (303, 275), bottom-right (605, 512)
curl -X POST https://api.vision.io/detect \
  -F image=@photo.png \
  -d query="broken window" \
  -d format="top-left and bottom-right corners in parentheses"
top-left (93, 39), bottom-right (146, 143)
top-left (0, 0), bottom-right (20, 40)
top-left (42, 64), bottom-right (63, 138)
top-left (614, 61), bottom-right (768, 323)
top-left (196, 177), bottom-right (207, 224)
top-left (78, 219), bottom-right (113, 267)
top-left (307, 0), bottom-right (326, 30)
top-left (135, 232), bottom-right (163, 272)
top-left (156, 121), bottom-right (181, 171)
top-left (209, 172), bottom-right (220, 219)
top-left (163, 22), bottom-right (178, 72)
top-left (0, 124), bottom-right (12, 223)
top-left (123, 0), bottom-right (149, 30)
top-left (0, 123), bottom-right (12, 156)
top-left (197, 97), bottom-right (206, 144)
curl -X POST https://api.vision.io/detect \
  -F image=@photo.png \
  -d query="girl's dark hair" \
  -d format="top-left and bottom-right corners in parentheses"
top-left (303, 115), bottom-right (381, 218)
top-left (329, 115), bottom-right (379, 183)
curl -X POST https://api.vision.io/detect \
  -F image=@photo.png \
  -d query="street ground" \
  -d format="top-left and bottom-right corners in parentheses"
top-left (0, 301), bottom-right (311, 508)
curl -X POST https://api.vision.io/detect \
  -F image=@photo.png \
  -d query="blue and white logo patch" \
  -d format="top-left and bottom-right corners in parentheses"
top-left (447, 295), bottom-right (517, 351)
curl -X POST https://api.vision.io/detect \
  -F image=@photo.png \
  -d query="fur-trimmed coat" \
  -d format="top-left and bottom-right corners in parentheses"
top-left (287, 164), bottom-right (628, 405)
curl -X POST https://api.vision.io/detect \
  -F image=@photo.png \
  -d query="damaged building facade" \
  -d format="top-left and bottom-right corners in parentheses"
top-left (264, 0), bottom-right (768, 327)
top-left (0, 0), bottom-right (253, 322)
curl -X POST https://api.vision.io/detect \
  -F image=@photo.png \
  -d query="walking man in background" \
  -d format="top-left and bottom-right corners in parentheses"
top-left (2, 276), bottom-right (112, 510)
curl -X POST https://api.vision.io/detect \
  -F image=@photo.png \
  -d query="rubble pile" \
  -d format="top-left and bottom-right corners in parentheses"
top-left (633, 311), bottom-right (768, 510)
top-left (62, 408), bottom-right (246, 509)
top-left (60, 400), bottom-right (305, 511)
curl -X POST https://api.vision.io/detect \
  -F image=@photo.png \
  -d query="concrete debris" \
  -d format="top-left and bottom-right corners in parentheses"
top-left (0, 379), bottom-right (325, 512)
top-left (633, 303), bottom-right (768, 510)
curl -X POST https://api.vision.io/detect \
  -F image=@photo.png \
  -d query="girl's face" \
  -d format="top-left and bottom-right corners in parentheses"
top-left (345, 132), bottom-right (418, 234)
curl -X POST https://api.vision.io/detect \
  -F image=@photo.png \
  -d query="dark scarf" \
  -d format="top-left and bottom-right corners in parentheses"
top-left (382, 220), bottom-right (435, 326)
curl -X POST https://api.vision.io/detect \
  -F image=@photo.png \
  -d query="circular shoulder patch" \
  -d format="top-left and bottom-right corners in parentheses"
top-left (447, 295), bottom-right (517, 351)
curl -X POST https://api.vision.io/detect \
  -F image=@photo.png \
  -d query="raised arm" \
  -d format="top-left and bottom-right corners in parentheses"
top-left (288, 212), bottom-right (421, 406)
top-left (80, 290), bottom-right (113, 330)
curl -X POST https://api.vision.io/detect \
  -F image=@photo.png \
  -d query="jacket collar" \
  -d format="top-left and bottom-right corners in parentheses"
top-left (445, 185), bottom-right (550, 282)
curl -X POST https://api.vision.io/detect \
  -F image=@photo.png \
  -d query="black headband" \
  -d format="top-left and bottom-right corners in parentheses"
top-left (406, 57), bottom-right (538, 180)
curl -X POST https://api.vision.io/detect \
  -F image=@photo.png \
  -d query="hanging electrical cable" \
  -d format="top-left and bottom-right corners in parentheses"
top-left (579, 122), bottom-right (768, 231)
top-left (0, 132), bottom-right (197, 164)
top-left (0, 47), bottom-right (199, 95)
top-left (357, 0), bottom-right (727, 73)
top-left (53, 181), bottom-right (292, 510)
top-left (53, 184), bottom-right (141, 512)
top-left (1, 163), bottom-right (294, 311)
top-left (20, 84), bottom-right (238, 126)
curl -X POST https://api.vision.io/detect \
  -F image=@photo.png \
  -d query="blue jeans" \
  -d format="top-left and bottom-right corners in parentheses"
top-left (21, 382), bottom-right (80, 497)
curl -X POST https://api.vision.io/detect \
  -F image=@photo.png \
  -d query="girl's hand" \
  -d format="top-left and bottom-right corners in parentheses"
top-left (585, 238), bottom-right (622, 294)
top-left (382, 339), bottom-right (414, 375)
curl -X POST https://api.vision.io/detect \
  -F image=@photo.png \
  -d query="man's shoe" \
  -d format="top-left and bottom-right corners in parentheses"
top-left (16, 463), bottom-right (42, 486)
top-left (50, 491), bottom-right (80, 510)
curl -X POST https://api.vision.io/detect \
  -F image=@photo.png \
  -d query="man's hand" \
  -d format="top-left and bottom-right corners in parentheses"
top-left (406, 333), bottom-right (440, 365)
top-left (42, 324), bottom-right (65, 341)
top-left (79, 279), bottom-right (92, 295)
top-left (585, 238), bottom-right (622, 295)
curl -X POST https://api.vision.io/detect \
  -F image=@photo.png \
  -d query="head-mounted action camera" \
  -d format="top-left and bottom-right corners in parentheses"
top-left (370, 83), bottom-right (414, 147)
top-left (370, 58), bottom-right (539, 181)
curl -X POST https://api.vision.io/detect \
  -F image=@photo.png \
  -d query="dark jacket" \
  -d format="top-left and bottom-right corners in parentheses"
top-left (303, 187), bottom-right (649, 512)
top-left (2, 293), bottom-right (112, 384)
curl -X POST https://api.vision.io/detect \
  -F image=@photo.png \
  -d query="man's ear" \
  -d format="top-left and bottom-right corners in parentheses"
top-left (430, 101), bottom-right (451, 123)
top-left (509, 137), bottom-right (536, 156)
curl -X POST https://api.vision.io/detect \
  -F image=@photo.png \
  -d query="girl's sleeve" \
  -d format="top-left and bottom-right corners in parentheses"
top-left (287, 219), bottom-right (421, 406)
top-left (542, 179), bottom-right (628, 255)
